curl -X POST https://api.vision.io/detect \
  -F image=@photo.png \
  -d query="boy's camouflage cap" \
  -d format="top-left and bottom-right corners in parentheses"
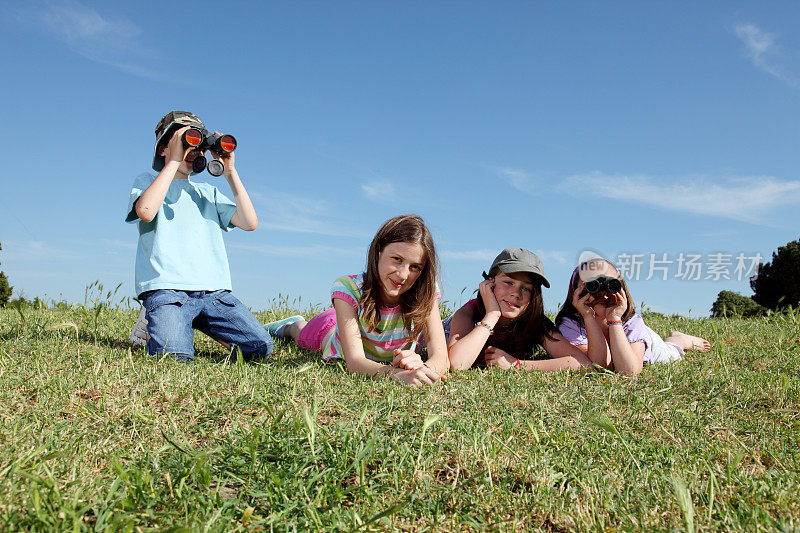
top-left (152, 111), bottom-right (205, 172)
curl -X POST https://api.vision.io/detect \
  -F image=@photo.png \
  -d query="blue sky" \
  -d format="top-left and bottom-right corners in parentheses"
top-left (1, 1), bottom-right (798, 317)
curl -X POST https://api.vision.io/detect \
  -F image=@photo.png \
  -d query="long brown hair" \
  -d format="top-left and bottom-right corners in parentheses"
top-left (360, 214), bottom-right (439, 342)
top-left (555, 257), bottom-right (636, 328)
top-left (471, 267), bottom-right (557, 361)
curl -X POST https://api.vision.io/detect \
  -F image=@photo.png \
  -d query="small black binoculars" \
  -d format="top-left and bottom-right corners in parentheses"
top-left (584, 276), bottom-right (622, 294)
top-left (181, 128), bottom-right (237, 176)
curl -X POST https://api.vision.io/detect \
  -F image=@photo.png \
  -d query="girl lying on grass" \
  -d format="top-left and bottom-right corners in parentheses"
top-left (447, 248), bottom-right (594, 371)
top-left (265, 214), bottom-right (448, 388)
top-left (556, 256), bottom-right (711, 376)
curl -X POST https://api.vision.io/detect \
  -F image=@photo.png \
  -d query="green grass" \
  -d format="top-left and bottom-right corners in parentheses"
top-left (0, 298), bottom-right (798, 531)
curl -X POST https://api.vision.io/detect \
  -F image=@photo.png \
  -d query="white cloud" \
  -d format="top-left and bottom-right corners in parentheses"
top-left (16, 1), bottom-right (158, 79)
top-left (361, 180), bottom-right (396, 201)
top-left (102, 238), bottom-right (136, 250)
top-left (249, 191), bottom-right (369, 238)
top-left (734, 22), bottom-right (800, 88)
top-left (1, 240), bottom-right (82, 261)
top-left (561, 172), bottom-right (800, 224)
top-left (441, 249), bottom-right (497, 261)
top-left (441, 248), bottom-right (569, 265)
top-left (490, 166), bottom-right (538, 194)
top-left (533, 249), bottom-right (571, 266)
top-left (360, 177), bottom-right (433, 208)
top-left (227, 242), bottom-right (362, 259)
top-left (695, 229), bottom-right (737, 238)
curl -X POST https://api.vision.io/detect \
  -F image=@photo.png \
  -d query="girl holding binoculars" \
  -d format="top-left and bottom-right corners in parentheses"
top-left (555, 257), bottom-right (710, 375)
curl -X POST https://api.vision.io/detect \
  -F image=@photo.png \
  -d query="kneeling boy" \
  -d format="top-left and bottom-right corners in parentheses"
top-left (126, 111), bottom-right (272, 360)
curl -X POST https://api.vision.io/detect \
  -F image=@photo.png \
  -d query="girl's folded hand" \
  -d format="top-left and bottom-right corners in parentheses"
top-left (485, 346), bottom-right (516, 370)
top-left (392, 348), bottom-right (424, 369)
top-left (392, 366), bottom-right (442, 388)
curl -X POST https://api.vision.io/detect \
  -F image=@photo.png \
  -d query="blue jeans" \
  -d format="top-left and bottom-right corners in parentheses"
top-left (141, 289), bottom-right (273, 360)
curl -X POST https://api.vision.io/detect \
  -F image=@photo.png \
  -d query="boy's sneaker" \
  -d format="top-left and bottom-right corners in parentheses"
top-left (264, 315), bottom-right (304, 339)
top-left (130, 307), bottom-right (149, 347)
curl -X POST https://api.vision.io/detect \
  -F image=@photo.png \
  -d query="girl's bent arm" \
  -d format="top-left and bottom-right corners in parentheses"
top-left (423, 302), bottom-right (449, 375)
top-left (334, 299), bottom-right (387, 377)
top-left (448, 279), bottom-right (503, 370)
top-left (581, 316), bottom-right (612, 368)
top-left (447, 305), bottom-right (496, 370)
top-left (608, 329), bottom-right (645, 375)
top-left (570, 284), bottom-right (611, 368)
top-left (605, 289), bottom-right (644, 375)
top-left (530, 333), bottom-right (593, 371)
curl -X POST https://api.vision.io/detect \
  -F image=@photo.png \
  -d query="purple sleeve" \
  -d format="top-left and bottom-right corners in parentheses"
top-left (622, 314), bottom-right (649, 347)
top-left (558, 317), bottom-right (588, 345)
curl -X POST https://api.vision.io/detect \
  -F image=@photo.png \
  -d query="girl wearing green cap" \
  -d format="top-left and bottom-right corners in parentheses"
top-left (445, 248), bottom-right (596, 371)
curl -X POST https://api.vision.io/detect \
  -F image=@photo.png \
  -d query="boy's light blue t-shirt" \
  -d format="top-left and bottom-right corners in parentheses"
top-left (125, 173), bottom-right (238, 298)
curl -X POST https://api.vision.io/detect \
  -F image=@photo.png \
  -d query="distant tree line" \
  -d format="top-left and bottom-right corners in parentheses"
top-left (0, 242), bottom-right (12, 306)
top-left (712, 238), bottom-right (800, 317)
top-left (4, 237), bottom-right (799, 316)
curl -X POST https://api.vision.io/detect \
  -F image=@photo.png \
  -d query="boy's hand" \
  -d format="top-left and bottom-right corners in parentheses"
top-left (164, 126), bottom-right (193, 164)
top-left (210, 132), bottom-right (236, 175)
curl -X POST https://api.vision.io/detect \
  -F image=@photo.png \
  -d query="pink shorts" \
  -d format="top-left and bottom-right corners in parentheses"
top-left (297, 307), bottom-right (337, 351)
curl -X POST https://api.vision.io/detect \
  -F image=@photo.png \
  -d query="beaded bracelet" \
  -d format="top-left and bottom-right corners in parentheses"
top-left (474, 321), bottom-right (494, 333)
top-left (606, 320), bottom-right (623, 326)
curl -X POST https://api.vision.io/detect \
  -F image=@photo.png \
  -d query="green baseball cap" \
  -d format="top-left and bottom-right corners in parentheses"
top-left (152, 111), bottom-right (205, 172)
top-left (483, 247), bottom-right (550, 288)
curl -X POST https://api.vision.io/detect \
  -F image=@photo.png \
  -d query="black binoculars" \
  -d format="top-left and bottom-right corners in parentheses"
top-left (584, 276), bottom-right (622, 294)
top-left (181, 128), bottom-right (237, 176)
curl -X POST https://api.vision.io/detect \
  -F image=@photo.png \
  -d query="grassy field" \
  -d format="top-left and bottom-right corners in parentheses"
top-left (0, 294), bottom-right (798, 531)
